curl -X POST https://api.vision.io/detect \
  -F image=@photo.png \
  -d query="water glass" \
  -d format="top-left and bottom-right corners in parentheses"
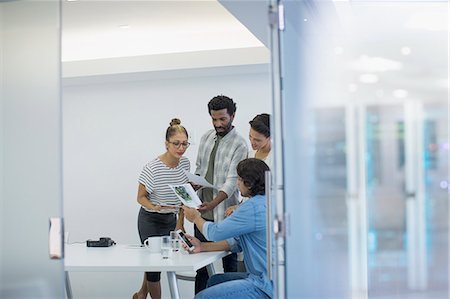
top-left (170, 231), bottom-right (180, 252)
top-left (161, 236), bottom-right (171, 259)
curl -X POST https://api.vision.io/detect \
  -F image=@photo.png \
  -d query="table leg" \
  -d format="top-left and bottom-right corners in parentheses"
top-left (167, 271), bottom-right (180, 299)
top-left (206, 263), bottom-right (216, 277)
top-left (65, 271), bottom-right (73, 299)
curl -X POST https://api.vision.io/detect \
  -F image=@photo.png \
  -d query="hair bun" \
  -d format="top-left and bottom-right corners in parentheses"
top-left (170, 118), bottom-right (181, 126)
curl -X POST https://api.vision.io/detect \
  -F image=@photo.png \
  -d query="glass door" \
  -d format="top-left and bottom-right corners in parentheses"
top-left (365, 104), bottom-right (412, 297)
top-left (271, 0), bottom-right (448, 298)
top-left (0, 1), bottom-right (65, 297)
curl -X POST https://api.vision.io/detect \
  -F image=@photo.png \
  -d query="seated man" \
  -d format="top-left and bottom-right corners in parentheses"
top-left (182, 158), bottom-right (273, 299)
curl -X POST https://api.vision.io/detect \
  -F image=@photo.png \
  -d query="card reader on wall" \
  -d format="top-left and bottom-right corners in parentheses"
top-left (86, 237), bottom-right (116, 247)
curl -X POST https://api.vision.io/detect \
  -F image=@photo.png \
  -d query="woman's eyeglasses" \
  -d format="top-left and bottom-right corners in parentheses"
top-left (168, 141), bottom-right (190, 148)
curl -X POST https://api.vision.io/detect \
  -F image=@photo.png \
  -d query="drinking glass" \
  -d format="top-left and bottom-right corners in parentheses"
top-left (170, 231), bottom-right (180, 252)
top-left (161, 236), bottom-right (171, 259)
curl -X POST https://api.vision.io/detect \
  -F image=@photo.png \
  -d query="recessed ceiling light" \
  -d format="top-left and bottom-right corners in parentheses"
top-left (304, 19), bottom-right (308, 22)
top-left (359, 74), bottom-right (378, 84)
top-left (118, 24), bottom-right (130, 29)
top-left (401, 47), bottom-right (411, 56)
top-left (393, 89), bottom-right (408, 98)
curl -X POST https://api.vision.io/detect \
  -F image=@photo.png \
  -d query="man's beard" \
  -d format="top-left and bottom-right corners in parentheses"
top-left (215, 122), bottom-right (233, 137)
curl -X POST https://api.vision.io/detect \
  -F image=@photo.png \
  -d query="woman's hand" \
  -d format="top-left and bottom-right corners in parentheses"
top-left (151, 204), bottom-right (161, 211)
top-left (175, 225), bottom-right (185, 232)
top-left (224, 205), bottom-right (238, 217)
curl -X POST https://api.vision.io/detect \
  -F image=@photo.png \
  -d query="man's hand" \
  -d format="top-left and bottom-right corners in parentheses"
top-left (197, 201), bottom-right (216, 212)
top-left (182, 234), bottom-right (202, 253)
top-left (182, 206), bottom-right (201, 222)
top-left (189, 183), bottom-right (202, 191)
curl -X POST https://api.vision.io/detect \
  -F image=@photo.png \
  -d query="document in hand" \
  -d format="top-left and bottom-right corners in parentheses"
top-left (168, 183), bottom-right (203, 208)
top-left (182, 170), bottom-right (218, 189)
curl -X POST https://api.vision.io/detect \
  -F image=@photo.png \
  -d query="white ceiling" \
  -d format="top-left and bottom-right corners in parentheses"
top-left (62, 0), bottom-right (448, 105)
top-left (62, 0), bottom-right (265, 62)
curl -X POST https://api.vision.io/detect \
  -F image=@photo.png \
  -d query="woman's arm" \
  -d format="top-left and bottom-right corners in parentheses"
top-left (176, 208), bottom-right (185, 231)
top-left (137, 183), bottom-right (161, 211)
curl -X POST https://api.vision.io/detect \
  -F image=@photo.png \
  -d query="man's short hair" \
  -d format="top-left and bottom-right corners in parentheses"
top-left (208, 95), bottom-right (237, 116)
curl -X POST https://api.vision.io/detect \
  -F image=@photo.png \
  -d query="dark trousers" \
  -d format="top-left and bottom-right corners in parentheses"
top-left (194, 222), bottom-right (237, 294)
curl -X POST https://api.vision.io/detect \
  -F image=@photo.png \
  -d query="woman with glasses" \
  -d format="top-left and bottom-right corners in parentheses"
top-left (133, 118), bottom-right (191, 299)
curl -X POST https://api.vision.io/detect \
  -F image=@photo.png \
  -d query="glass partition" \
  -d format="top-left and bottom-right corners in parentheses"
top-left (277, 1), bottom-right (448, 298)
top-left (0, 1), bottom-right (64, 297)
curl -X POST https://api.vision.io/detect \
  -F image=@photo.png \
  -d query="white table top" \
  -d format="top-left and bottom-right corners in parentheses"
top-left (65, 244), bottom-right (228, 272)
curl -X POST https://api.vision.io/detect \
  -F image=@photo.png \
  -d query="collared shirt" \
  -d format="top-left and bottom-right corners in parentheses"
top-left (195, 127), bottom-right (248, 222)
top-left (203, 194), bottom-right (273, 298)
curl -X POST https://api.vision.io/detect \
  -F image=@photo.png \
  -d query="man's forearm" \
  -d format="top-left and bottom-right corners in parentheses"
top-left (211, 190), bottom-right (228, 207)
top-left (201, 240), bottom-right (230, 252)
top-left (193, 215), bottom-right (206, 235)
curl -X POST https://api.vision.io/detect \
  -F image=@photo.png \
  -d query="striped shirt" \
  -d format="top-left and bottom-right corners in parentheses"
top-left (138, 156), bottom-right (190, 214)
top-left (195, 127), bottom-right (248, 222)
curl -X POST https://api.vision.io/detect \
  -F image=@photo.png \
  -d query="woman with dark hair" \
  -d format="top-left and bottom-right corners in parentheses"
top-left (133, 118), bottom-right (191, 299)
top-left (182, 158), bottom-right (273, 299)
top-left (224, 113), bottom-right (271, 218)
top-left (249, 113), bottom-right (271, 167)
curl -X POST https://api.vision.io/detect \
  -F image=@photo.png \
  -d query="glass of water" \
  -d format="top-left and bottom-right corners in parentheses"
top-left (161, 236), bottom-right (171, 259)
top-left (170, 231), bottom-right (180, 252)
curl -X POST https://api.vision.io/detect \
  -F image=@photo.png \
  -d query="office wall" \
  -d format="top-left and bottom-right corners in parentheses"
top-left (63, 67), bottom-right (271, 298)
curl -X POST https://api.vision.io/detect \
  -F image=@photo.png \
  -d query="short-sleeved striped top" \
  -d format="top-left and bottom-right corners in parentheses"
top-left (138, 156), bottom-right (190, 214)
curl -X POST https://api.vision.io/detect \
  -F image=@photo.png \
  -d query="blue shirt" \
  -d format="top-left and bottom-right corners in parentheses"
top-left (203, 194), bottom-right (273, 298)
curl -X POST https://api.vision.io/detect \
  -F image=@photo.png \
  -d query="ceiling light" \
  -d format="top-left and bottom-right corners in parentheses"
top-left (401, 47), bottom-right (411, 56)
top-left (393, 89), bottom-right (408, 98)
top-left (351, 55), bottom-right (402, 72)
top-left (118, 24), bottom-right (130, 29)
top-left (359, 74), bottom-right (378, 84)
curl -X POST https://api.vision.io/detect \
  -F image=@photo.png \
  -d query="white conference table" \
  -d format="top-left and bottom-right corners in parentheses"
top-left (64, 244), bottom-right (229, 299)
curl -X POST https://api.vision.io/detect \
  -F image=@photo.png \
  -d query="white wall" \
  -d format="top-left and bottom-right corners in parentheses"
top-left (63, 66), bottom-right (271, 298)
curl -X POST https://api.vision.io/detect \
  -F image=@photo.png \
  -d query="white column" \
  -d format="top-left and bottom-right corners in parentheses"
top-left (346, 103), bottom-right (368, 298)
top-left (404, 100), bottom-right (428, 290)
